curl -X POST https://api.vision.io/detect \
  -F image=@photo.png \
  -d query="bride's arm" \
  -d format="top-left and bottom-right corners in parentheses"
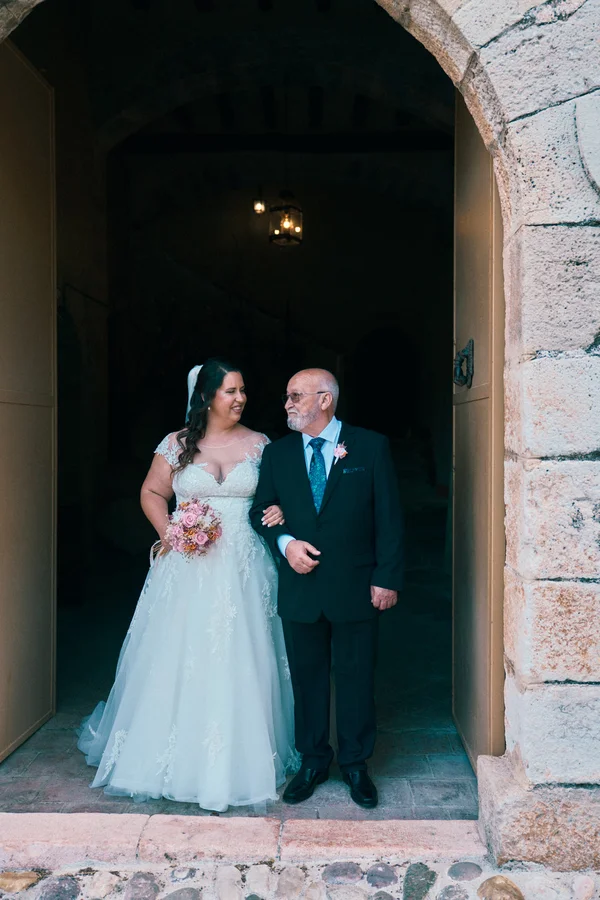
top-left (140, 454), bottom-right (174, 544)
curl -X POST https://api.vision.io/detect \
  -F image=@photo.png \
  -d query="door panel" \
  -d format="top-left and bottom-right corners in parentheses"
top-left (452, 92), bottom-right (505, 766)
top-left (0, 41), bottom-right (56, 761)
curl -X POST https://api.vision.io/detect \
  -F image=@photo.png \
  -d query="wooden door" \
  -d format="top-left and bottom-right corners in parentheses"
top-left (0, 41), bottom-right (56, 761)
top-left (452, 92), bottom-right (505, 766)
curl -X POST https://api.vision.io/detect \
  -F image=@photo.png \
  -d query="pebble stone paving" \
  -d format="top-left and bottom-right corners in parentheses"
top-left (0, 859), bottom-right (596, 900)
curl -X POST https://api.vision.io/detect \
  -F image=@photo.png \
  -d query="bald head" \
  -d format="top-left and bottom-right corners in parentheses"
top-left (285, 368), bottom-right (340, 436)
top-left (294, 369), bottom-right (339, 409)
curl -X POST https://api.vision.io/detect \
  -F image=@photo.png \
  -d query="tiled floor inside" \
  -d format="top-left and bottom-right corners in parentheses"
top-left (0, 486), bottom-right (478, 820)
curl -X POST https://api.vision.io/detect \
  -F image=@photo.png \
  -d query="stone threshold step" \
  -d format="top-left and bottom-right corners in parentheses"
top-left (0, 814), bottom-right (486, 868)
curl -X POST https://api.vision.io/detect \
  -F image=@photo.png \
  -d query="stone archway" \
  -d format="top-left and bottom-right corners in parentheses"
top-left (3, 0), bottom-right (600, 869)
top-left (0, 0), bottom-right (42, 40)
top-left (375, 0), bottom-right (600, 870)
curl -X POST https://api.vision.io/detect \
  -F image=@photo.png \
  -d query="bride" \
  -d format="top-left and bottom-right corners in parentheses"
top-left (78, 359), bottom-right (298, 811)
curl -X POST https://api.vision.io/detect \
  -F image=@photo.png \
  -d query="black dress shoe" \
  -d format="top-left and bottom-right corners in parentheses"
top-left (343, 769), bottom-right (378, 808)
top-left (283, 767), bottom-right (329, 804)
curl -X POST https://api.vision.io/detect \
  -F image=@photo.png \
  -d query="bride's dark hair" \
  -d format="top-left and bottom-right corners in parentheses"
top-left (174, 358), bottom-right (243, 472)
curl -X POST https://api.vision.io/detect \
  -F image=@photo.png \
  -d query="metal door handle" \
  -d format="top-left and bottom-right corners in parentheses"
top-left (453, 338), bottom-right (474, 388)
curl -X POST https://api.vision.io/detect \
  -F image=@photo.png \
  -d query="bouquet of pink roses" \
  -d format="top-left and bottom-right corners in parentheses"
top-left (151, 499), bottom-right (222, 563)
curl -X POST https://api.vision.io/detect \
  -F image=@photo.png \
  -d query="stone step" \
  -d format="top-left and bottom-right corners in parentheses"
top-left (0, 813), bottom-right (484, 868)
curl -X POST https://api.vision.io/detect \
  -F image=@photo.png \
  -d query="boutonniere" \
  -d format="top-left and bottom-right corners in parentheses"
top-left (333, 442), bottom-right (348, 465)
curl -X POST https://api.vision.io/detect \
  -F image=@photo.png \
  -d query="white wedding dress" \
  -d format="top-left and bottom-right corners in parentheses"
top-left (78, 431), bottom-right (298, 812)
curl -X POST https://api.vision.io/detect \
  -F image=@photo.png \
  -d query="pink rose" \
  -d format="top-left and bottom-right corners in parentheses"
top-left (194, 531), bottom-right (209, 546)
top-left (181, 511), bottom-right (197, 528)
top-left (164, 525), bottom-right (178, 546)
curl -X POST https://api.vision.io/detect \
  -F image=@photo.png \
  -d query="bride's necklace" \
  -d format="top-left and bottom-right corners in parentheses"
top-left (199, 433), bottom-right (246, 450)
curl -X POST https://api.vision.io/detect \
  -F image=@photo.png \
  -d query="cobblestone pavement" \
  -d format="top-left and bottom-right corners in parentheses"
top-left (0, 858), bottom-right (596, 900)
top-left (0, 494), bottom-right (477, 820)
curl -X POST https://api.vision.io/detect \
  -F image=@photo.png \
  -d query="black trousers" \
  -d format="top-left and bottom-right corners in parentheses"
top-left (282, 615), bottom-right (379, 773)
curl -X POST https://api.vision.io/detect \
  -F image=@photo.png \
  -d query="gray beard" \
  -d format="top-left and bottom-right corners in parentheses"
top-left (287, 410), bottom-right (319, 432)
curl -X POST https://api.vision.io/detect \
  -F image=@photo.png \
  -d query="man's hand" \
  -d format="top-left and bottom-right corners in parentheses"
top-left (285, 540), bottom-right (321, 574)
top-left (370, 586), bottom-right (397, 611)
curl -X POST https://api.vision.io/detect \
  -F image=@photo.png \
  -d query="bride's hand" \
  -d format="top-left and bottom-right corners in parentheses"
top-left (150, 538), bottom-right (170, 565)
top-left (158, 535), bottom-right (172, 555)
top-left (261, 505), bottom-right (285, 528)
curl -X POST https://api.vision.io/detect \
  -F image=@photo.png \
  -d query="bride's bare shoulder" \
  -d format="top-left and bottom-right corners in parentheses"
top-left (240, 427), bottom-right (269, 444)
top-left (235, 427), bottom-right (269, 449)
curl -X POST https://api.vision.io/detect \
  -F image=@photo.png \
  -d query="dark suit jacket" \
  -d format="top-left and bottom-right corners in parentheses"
top-left (250, 423), bottom-right (404, 623)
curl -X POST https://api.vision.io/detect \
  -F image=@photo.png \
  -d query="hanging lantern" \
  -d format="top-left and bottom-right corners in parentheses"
top-left (269, 192), bottom-right (303, 246)
top-left (253, 198), bottom-right (266, 215)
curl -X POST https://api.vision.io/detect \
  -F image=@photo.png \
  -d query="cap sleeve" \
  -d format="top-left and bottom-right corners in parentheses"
top-left (154, 432), bottom-right (182, 468)
top-left (241, 431), bottom-right (270, 465)
top-left (252, 433), bottom-right (271, 458)
top-left (256, 433), bottom-right (270, 449)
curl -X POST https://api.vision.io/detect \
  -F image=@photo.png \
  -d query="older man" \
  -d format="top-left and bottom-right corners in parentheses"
top-left (250, 368), bottom-right (404, 808)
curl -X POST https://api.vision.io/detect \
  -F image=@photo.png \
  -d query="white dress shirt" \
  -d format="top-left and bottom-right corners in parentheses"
top-left (277, 416), bottom-right (343, 557)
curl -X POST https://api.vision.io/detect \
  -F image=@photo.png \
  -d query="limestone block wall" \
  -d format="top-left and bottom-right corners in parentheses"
top-left (0, 0), bottom-right (41, 41)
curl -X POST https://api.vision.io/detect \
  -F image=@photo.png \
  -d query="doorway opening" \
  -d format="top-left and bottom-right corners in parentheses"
top-left (0, 0), bottom-right (504, 821)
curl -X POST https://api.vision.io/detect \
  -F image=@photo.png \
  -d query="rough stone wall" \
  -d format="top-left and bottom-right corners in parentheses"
top-left (0, 0), bottom-right (43, 43)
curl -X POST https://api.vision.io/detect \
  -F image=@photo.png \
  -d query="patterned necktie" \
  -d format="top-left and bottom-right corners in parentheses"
top-left (308, 437), bottom-right (327, 513)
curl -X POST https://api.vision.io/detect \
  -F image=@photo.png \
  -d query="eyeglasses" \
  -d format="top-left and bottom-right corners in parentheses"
top-left (282, 391), bottom-right (328, 405)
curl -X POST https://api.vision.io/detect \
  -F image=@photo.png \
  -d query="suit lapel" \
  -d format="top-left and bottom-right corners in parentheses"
top-left (319, 422), bottom-right (354, 515)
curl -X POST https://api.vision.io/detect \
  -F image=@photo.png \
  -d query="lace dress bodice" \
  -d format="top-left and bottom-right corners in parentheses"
top-left (155, 430), bottom-right (268, 530)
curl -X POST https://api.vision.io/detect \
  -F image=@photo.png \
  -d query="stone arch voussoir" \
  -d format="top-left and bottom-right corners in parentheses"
top-left (0, 0), bottom-right (44, 43)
